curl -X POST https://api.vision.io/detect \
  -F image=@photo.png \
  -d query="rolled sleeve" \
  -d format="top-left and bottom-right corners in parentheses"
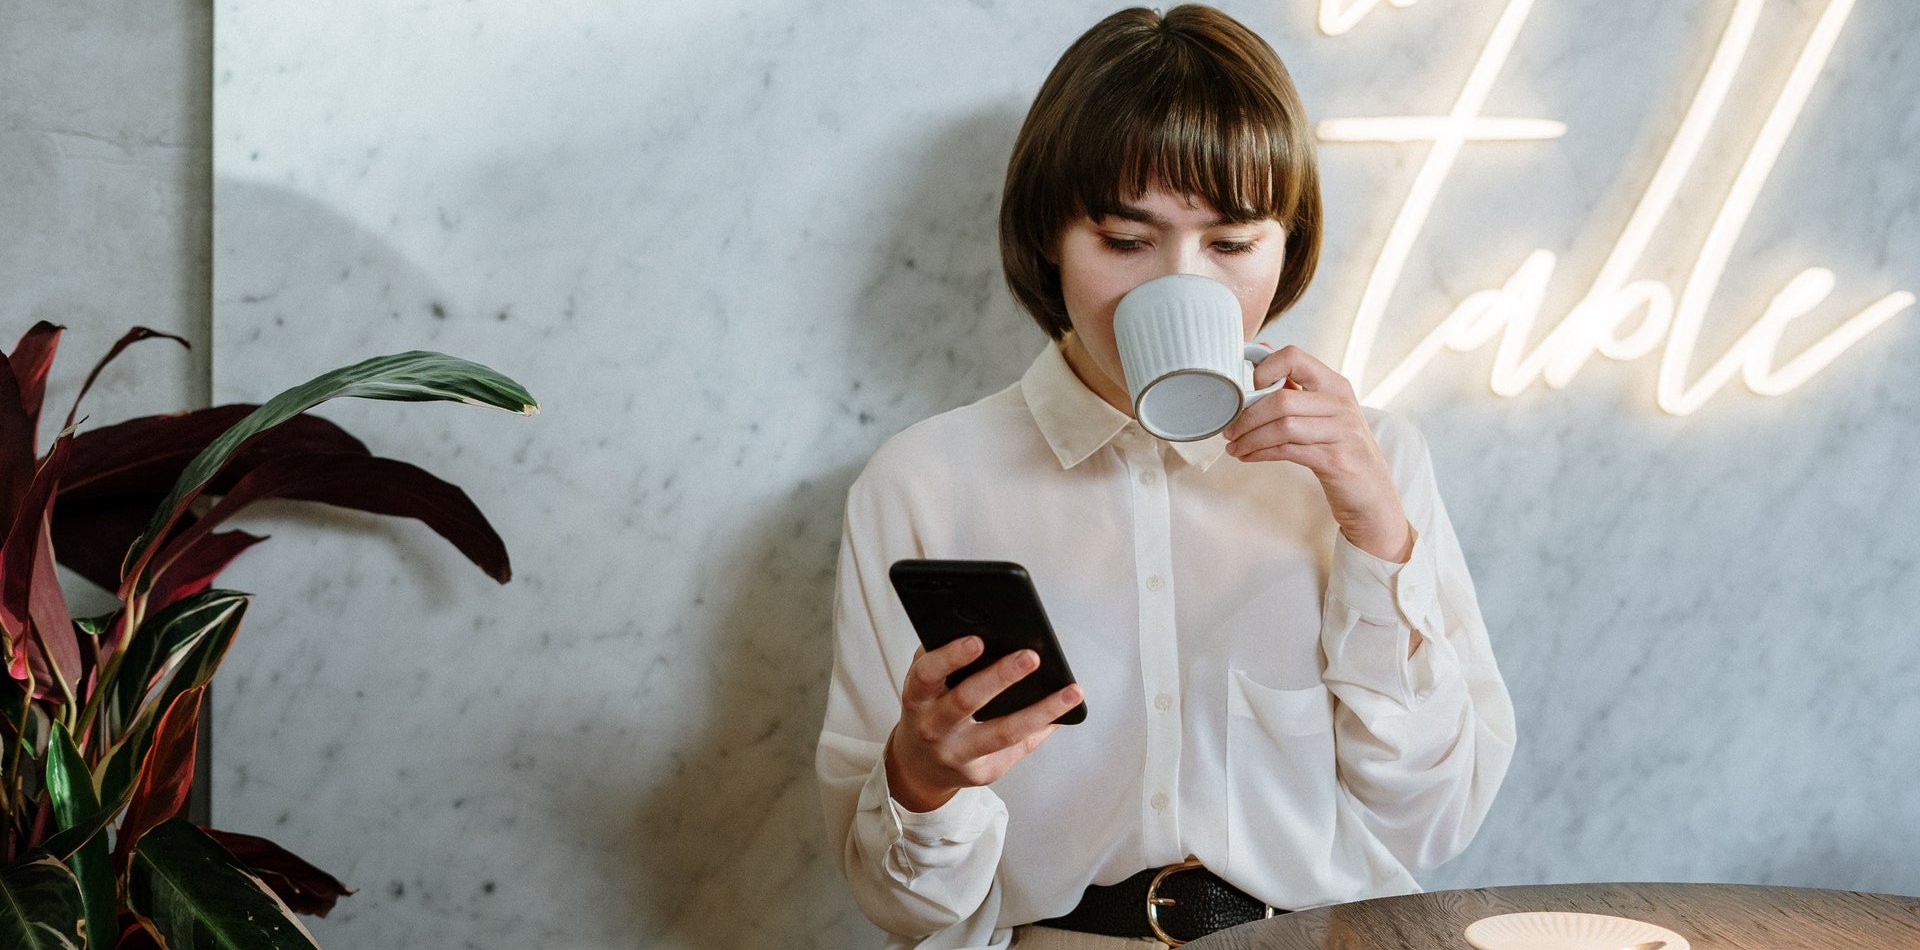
top-left (1315, 411), bottom-right (1514, 873)
top-left (862, 756), bottom-right (1006, 877)
top-left (1322, 529), bottom-right (1461, 713)
top-left (819, 474), bottom-right (1010, 942)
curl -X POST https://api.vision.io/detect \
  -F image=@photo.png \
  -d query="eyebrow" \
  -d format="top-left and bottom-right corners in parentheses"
top-left (1096, 202), bottom-right (1256, 228)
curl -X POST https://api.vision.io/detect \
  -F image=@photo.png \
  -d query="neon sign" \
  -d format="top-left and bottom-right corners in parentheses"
top-left (1315, 0), bottom-right (1915, 415)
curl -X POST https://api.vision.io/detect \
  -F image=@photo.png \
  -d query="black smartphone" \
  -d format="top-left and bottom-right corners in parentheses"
top-left (888, 559), bottom-right (1087, 725)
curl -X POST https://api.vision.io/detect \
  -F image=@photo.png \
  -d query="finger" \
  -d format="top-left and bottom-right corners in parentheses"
top-left (1229, 410), bottom-right (1345, 451)
top-left (945, 648), bottom-right (1043, 718)
top-left (1251, 345), bottom-right (1355, 398)
top-left (1228, 397), bottom-right (1351, 445)
top-left (964, 683), bottom-right (1084, 759)
top-left (903, 636), bottom-right (984, 702)
top-left (1232, 439), bottom-right (1334, 467)
top-left (1227, 416), bottom-right (1348, 464)
top-left (968, 723), bottom-right (1063, 781)
top-left (1223, 388), bottom-right (1341, 441)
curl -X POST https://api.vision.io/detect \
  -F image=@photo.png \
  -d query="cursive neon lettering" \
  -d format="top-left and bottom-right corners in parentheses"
top-left (1318, 0), bottom-right (1915, 415)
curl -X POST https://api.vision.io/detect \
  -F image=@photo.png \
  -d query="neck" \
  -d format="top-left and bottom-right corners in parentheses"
top-left (1058, 334), bottom-right (1134, 416)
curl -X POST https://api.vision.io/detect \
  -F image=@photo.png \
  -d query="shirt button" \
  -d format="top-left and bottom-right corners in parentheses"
top-left (1139, 469), bottom-right (1159, 485)
top-left (1145, 575), bottom-right (1164, 592)
top-left (1150, 792), bottom-right (1169, 811)
top-left (1154, 692), bottom-right (1172, 712)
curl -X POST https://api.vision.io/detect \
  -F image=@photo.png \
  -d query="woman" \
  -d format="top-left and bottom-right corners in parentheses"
top-left (818, 7), bottom-right (1515, 948)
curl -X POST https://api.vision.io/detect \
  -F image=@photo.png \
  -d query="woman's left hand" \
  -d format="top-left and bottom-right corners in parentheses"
top-left (1223, 344), bottom-right (1414, 564)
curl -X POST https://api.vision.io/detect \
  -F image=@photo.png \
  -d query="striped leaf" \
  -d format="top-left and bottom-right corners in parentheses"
top-left (128, 821), bottom-right (319, 950)
top-left (96, 592), bottom-right (248, 812)
top-left (0, 856), bottom-right (86, 950)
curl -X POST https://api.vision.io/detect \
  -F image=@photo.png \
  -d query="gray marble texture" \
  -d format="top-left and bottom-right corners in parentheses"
top-left (206, 1), bottom-right (1920, 947)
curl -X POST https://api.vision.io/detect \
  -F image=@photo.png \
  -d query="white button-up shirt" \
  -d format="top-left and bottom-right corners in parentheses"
top-left (818, 344), bottom-right (1515, 949)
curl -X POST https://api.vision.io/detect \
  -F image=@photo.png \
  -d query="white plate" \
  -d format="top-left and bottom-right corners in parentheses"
top-left (1463, 911), bottom-right (1690, 950)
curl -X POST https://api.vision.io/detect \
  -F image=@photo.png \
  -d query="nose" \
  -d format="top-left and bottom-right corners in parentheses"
top-left (1164, 240), bottom-right (1213, 280)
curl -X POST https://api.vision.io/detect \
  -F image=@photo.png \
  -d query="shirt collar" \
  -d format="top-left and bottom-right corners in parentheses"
top-left (1020, 343), bottom-right (1229, 472)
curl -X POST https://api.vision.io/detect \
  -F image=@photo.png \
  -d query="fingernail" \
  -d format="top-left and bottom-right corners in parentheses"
top-left (1019, 650), bottom-right (1039, 670)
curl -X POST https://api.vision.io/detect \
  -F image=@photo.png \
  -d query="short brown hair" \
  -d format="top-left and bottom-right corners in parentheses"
top-left (999, 5), bottom-right (1323, 339)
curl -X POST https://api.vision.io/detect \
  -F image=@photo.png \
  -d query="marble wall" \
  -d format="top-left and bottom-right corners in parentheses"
top-left (202, 1), bottom-right (1920, 947)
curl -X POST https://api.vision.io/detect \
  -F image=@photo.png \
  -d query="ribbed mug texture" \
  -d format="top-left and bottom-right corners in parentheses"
top-left (1114, 276), bottom-right (1243, 405)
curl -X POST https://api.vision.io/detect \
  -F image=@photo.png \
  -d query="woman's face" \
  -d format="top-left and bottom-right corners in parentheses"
top-left (1055, 186), bottom-right (1288, 413)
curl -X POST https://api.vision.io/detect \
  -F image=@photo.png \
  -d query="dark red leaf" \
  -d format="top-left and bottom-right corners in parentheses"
top-left (62, 327), bottom-right (190, 432)
top-left (2, 434), bottom-right (79, 699)
top-left (148, 529), bottom-right (267, 610)
top-left (0, 358), bottom-right (35, 538)
top-left (202, 827), bottom-right (355, 917)
top-left (113, 685), bottom-right (205, 873)
top-left (56, 407), bottom-right (366, 591)
top-left (28, 516), bottom-right (79, 703)
top-left (63, 405), bottom-right (370, 502)
top-left (152, 452), bottom-right (511, 585)
top-left (49, 498), bottom-right (158, 594)
top-left (9, 321), bottom-right (63, 440)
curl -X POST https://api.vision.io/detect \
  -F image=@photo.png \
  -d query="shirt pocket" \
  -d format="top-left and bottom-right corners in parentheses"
top-left (1228, 670), bottom-right (1333, 736)
top-left (1224, 670), bottom-right (1338, 885)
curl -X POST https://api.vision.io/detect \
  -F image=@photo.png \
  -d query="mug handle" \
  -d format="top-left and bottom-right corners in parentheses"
top-left (1241, 342), bottom-right (1286, 409)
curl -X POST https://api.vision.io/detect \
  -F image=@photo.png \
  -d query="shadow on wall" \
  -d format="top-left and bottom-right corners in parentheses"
top-left (623, 107), bottom-right (1032, 949)
top-left (210, 177), bottom-right (524, 945)
top-left (213, 177), bottom-right (486, 365)
top-left (208, 175), bottom-right (485, 736)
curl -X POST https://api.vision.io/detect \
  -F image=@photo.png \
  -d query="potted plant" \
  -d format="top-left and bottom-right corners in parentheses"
top-left (0, 321), bottom-right (537, 948)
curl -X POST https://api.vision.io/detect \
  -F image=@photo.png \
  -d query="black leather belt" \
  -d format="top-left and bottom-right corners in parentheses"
top-left (1033, 857), bottom-right (1283, 946)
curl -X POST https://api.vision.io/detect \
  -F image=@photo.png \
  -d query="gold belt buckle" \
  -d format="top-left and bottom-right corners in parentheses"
top-left (1144, 856), bottom-right (1275, 947)
top-left (1144, 856), bottom-right (1204, 946)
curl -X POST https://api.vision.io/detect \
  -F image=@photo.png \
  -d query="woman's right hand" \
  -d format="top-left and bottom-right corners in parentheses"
top-left (884, 636), bottom-right (1084, 813)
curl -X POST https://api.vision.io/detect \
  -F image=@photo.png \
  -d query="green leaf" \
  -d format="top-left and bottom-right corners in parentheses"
top-left (36, 800), bottom-right (121, 864)
top-left (45, 723), bottom-right (115, 950)
top-left (0, 855), bottom-right (86, 950)
top-left (128, 820), bottom-right (320, 950)
top-left (122, 351), bottom-right (537, 596)
top-left (72, 613), bottom-right (113, 638)
top-left (97, 592), bottom-right (246, 814)
top-left (44, 722), bottom-right (99, 832)
top-left (106, 591), bottom-right (247, 740)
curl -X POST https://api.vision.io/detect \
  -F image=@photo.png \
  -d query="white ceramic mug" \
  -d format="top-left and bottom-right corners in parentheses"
top-left (1113, 274), bottom-right (1283, 442)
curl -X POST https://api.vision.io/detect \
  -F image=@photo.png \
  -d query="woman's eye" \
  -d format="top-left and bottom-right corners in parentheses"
top-left (1213, 239), bottom-right (1257, 255)
top-left (1100, 236), bottom-right (1146, 252)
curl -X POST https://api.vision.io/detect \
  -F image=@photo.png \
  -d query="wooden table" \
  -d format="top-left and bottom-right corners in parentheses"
top-left (1183, 882), bottom-right (1920, 949)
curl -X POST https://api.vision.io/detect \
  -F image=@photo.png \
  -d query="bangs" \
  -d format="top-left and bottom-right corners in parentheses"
top-left (1049, 22), bottom-right (1312, 228)
top-left (1070, 72), bottom-right (1307, 227)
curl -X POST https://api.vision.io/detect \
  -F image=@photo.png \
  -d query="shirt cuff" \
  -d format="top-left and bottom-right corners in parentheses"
top-left (1325, 527), bottom-right (1439, 629)
top-left (1322, 529), bottom-right (1455, 708)
top-left (859, 754), bottom-right (997, 852)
